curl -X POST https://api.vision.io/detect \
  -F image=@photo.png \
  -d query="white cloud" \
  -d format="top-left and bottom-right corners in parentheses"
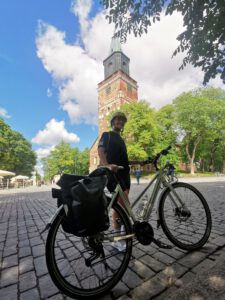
top-left (36, 2), bottom-right (224, 125)
top-left (32, 118), bottom-right (80, 145)
top-left (35, 146), bottom-right (55, 160)
top-left (71, 0), bottom-right (92, 39)
top-left (36, 19), bottom-right (102, 124)
top-left (121, 12), bottom-right (210, 107)
top-left (0, 107), bottom-right (10, 118)
top-left (47, 88), bottom-right (53, 97)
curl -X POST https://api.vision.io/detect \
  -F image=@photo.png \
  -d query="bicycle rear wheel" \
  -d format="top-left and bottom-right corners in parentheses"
top-left (159, 182), bottom-right (211, 251)
top-left (46, 202), bottom-right (132, 299)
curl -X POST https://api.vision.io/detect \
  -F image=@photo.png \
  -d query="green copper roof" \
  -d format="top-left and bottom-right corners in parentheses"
top-left (109, 36), bottom-right (122, 54)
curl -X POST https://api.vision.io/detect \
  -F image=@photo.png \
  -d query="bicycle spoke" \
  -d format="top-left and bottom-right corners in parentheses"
top-left (160, 182), bottom-right (211, 250)
top-left (46, 203), bottom-right (132, 297)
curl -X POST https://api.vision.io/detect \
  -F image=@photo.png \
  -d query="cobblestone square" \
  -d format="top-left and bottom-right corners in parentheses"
top-left (0, 180), bottom-right (225, 299)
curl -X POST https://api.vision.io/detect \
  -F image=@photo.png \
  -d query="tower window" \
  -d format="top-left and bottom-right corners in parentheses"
top-left (127, 83), bottom-right (132, 92)
top-left (123, 61), bottom-right (126, 66)
top-left (106, 86), bottom-right (111, 94)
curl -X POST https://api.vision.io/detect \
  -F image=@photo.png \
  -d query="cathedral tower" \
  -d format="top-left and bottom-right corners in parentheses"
top-left (89, 37), bottom-right (138, 171)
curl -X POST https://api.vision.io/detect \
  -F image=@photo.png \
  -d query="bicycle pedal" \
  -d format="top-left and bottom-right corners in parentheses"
top-left (152, 238), bottom-right (173, 249)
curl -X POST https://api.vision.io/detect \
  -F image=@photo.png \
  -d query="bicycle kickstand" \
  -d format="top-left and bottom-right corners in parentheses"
top-left (152, 238), bottom-right (173, 249)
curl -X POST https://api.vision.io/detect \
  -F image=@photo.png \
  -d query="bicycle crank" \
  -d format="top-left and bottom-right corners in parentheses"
top-left (133, 221), bottom-right (173, 249)
top-left (133, 221), bottom-right (154, 245)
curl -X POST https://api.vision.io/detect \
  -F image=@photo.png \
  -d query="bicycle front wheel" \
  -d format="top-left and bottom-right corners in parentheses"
top-left (159, 182), bottom-right (212, 251)
top-left (46, 202), bottom-right (132, 299)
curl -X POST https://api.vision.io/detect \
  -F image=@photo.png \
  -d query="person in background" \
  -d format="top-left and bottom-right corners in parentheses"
top-left (134, 168), bottom-right (141, 185)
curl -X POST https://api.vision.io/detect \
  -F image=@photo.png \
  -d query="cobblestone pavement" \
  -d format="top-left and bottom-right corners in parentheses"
top-left (0, 181), bottom-right (225, 300)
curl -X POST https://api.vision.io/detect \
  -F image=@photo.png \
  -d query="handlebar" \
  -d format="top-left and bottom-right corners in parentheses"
top-left (145, 146), bottom-right (172, 171)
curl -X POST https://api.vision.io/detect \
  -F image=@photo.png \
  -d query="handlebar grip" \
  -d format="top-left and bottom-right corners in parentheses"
top-left (161, 146), bottom-right (172, 155)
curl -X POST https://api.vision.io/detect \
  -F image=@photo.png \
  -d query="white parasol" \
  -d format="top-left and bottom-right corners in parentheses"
top-left (0, 170), bottom-right (16, 177)
top-left (14, 175), bottom-right (29, 180)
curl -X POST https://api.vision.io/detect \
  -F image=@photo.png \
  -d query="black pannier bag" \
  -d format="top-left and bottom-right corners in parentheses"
top-left (53, 174), bottom-right (86, 235)
top-left (55, 174), bottom-right (109, 237)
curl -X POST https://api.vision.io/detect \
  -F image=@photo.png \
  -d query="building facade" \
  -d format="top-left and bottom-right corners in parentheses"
top-left (89, 38), bottom-right (138, 171)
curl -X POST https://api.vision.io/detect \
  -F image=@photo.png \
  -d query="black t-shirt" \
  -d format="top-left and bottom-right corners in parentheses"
top-left (98, 131), bottom-right (130, 172)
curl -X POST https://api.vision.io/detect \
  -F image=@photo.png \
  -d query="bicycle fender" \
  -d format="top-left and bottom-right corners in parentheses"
top-left (41, 205), bottom-right (64, 233)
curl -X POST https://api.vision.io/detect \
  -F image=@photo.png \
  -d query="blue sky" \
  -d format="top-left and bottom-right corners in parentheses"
top-left (0, 0), bottom-right (100, 152)
top-left (1, 0), bottom-right (224, 169)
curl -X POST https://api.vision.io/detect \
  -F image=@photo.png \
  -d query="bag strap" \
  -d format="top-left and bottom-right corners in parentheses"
top-left (106, 131), bottom-right (111, 153)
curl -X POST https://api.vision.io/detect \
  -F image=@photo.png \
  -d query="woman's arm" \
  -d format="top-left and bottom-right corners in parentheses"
top-left (98, 147), bottom-right (108, 166)
top-left (98, 147), bottom-right (119, 172)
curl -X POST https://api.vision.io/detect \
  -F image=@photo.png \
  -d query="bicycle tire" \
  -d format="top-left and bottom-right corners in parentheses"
top-left (46, 202), bottom-right (132, 299)
top-left (159, 182), bottom-right (212, 251)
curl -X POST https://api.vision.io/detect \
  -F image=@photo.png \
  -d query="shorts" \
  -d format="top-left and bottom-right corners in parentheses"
top-left (107, 171), bottom-right (131, 192)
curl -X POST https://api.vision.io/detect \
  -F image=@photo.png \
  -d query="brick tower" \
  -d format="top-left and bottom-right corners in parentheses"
top-left (89, 37), bottom-right (138, 171)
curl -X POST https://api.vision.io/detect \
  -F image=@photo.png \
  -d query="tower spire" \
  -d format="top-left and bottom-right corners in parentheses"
top-left (109, 36), bottom-right (122, 55)
top-left (104, 36), bottom-right (129, 79)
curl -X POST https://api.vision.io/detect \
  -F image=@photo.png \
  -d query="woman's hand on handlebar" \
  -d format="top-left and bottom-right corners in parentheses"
top-left (107, 164), bottom-right (123, 172)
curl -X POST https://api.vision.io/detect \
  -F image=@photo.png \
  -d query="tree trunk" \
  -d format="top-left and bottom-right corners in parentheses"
top-left (190, 159), bottom-right (195, 175)
top-left (186, 136), bottom-right (201, 175)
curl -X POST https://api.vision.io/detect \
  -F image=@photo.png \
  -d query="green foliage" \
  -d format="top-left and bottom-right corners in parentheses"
top-left (101, 0), bottom-right (225, 84)
top-left (116, 101), bottom-right (159, 159)
top-left (173, 88), bottom-right (225, 173)
top-left (0, 118), bottom-right (36, 176)
top-left (108, 101), bottom-right (179, 161)
top-left (107, 88), bottom-right (225, 173)
top-left (155, 104), bottom-right (178, 151)
top-left (42, 143), bottom-right (89, 180)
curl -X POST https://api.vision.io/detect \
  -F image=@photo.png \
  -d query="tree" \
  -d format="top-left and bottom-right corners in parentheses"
top-left (155, 104), bottom-right (177, 149)
top-left (173, 88), bottom-right (225, 174)
top-left (0, 118), bottom-right (36, 176)
top-left (101, 0), bottom-right (225, 84)
top-left (76, 148), bottom-right (90, 175)
top-left (118, 101), bottom-right (159, 160)
top-left (10, 131), bottom-right (36, 176)
top-left (155, 104), bottom-right (181, 168)
top-left (42, 143), bottom-right (89, 180)
top-left (0, 118), bottom-right (13, 169)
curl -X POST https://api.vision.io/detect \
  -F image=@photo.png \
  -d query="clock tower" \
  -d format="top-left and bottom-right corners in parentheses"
top-left (89, 37), bottom-right (138, 171)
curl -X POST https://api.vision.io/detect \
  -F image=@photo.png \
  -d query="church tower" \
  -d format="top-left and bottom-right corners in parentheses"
top-left (89, 37), bottom-right (138, 171)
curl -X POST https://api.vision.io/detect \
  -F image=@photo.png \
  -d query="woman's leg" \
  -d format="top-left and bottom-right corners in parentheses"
top-left (112, 189), bottom-right (129, 230)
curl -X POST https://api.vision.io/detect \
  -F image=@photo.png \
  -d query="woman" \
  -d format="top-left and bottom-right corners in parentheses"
top-left (98, 111), bottom-right (143, 250)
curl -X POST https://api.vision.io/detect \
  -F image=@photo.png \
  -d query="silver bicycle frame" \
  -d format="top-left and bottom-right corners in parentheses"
top-left (107, 168), bottom-right (185, 225)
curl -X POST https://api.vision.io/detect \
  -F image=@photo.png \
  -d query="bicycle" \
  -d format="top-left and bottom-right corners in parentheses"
top-left (160, 160), bottom-right (178, 188)
top-left (43, 146), bottom-right (212, 299)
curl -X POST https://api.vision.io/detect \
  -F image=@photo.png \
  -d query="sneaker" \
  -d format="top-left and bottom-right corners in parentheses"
top-left (111, 240), bottom-right (126, 252)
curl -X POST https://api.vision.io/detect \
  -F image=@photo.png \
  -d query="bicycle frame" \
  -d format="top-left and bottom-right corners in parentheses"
top-left (107, 167), bottom-right (185, 226)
